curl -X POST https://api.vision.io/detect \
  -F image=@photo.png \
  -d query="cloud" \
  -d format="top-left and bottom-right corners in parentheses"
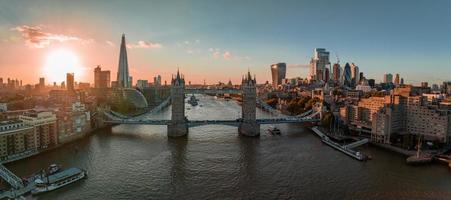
top-left (213, 51), bottom-right (221, 58)
top-left (106, 40), bottom-right (115, 47)
top-left (11, 25), bottom-right (88, 48)
top-left (223, 51), bottom-right (232, 60)
top-left (127, 40), bottom-right (162, 49)
top-left (288, 64), bottom-right (310, 68)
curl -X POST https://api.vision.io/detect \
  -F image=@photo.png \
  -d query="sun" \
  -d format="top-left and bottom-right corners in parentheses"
top-left (43, 49), bottom-right (84, 83)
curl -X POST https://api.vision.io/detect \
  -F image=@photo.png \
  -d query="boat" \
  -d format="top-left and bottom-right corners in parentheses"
top-left (188, 95), bottom-right (199, 106)
top-left (31, 167), bottom-right (87, 195)
top-left (406, 134), bottom-right (432, 165)
top-left (267, 126), bottom-right (281, 135)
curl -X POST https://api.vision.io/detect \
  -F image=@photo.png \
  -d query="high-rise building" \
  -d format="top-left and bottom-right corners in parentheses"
top-left (39, 77), bottom-right (45, 88)
top-left (368, 79), bottom-right (376, 88)
top-left (351, 63), bottom-right (359, 86)
top-left (270, 63), bottom-right (286, 88)
top-left (343, 63), bottom-right (352, 87)
top-left (136, 80), bottom-right (149, 89)
top-left (332, 63), bottom-right (341, 83)
top-left (324, 68), bottom-right (330, 82)
top-left (421, 82), bottom-right (428, 88)
top-left (383, 73), bottom-right (393, 83)
top-left (66, 73), bottom-right (74, 92)
top-left (394, 73), bottom-right (400, 85)
top-left (154, 75), bottom-right (162, 86)
top-left (309, 48), bottom-right (330, 82)
top-left (117, 34), bottom-right (130, 88)
top-left (359, 72), bottom-right (364, 84)
top-left (94, 65), bottom-right (111, 88)
top-left (400, 78), bottom-right (404, 85)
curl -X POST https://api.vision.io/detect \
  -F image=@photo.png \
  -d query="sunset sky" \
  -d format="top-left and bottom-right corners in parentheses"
top-left (0, 0), bottom-right (450, 85)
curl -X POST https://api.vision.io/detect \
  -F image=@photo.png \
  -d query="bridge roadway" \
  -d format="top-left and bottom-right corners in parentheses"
top-left (104, 117), bottom-right (320, 127)
top-left (184, 88), bottom-right (241, 94)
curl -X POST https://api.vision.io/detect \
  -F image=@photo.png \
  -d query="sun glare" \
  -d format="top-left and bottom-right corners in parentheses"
top-left (43, 49), bottom-right (84, 83)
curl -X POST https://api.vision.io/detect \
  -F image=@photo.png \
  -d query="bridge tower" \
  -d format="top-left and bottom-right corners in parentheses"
top-left (168, 70), bottom-right (188, 137)
top-left (239, 71), bottom-right (260, 136)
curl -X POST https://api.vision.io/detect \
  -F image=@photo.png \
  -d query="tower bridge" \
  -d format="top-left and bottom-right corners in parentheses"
top-left (103, 70), bottom-right (322, 137)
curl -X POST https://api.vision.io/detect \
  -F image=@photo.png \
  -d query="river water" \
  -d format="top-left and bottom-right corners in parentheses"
top-left (5, 95), bottom-right (451, 199)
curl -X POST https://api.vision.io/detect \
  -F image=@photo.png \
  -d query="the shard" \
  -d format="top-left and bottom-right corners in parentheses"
top-left (117, 34), bottom-right (130, 88)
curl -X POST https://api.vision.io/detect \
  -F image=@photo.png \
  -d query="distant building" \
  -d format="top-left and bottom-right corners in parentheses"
top-left (343, 63), bottom-right (352, 87)
top-left (66, 73), bottom-right (74, 92)
top-left (383, 73), bottom-right (393, 84)
top-left (94, 65), bottom-right (111, 88)
top-left (309, 48), bottom-right (330, 82)
top-left (394, 73), bottom-right (400, 85)
top-left (39, 77), bottom-right (45, 88)
top-left (117, 34), bottom-right (131, 88)
top-left (351, 63), bottom-right (359, 86)
top-left (367, 79), bottom-right (375, 88)
top-left (153, 75), bottom-right (162, 86)
top-left (421, 82), bottom-right (428, 88)
top-left (136, 80), bottom-right (149, 89)
top-left (332, 63), bottom-right (341, 83)
top-left (270, 63), bottom-right (286, 88)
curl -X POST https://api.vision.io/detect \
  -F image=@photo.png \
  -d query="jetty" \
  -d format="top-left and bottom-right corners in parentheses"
top-left (311, 126), bottom-right (369, 161)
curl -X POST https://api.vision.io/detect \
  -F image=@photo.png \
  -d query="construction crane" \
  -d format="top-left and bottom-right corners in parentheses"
top-left (335, 52), bottom-right (340, 64)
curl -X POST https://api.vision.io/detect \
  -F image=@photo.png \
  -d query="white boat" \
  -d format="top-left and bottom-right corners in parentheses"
top-left (267, 126), bottom-right (281, 135)
top-left (32, 167), bottom-right (87, 195)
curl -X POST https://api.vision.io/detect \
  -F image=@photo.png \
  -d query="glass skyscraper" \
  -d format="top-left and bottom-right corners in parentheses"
top-left (270, 63), bottom-right (286, 88)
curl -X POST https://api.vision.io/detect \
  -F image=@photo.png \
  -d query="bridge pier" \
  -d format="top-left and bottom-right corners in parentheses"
top-left (167, 122), bottom-right (188, 137)
top-left (238, 122), bottom-right (260, 137)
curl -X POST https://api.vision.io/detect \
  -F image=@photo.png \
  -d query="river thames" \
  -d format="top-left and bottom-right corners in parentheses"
top-left (6, 95), bottom-right (451, 199)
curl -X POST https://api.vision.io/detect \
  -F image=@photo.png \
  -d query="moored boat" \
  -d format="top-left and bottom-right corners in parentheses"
top-left (31, 167), bottom-right (87, 195)
top-left (267, 126), bottom-right (281, 135)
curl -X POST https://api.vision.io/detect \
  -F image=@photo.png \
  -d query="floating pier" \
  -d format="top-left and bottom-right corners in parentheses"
top-left (311, 127), bottom-right (369, 161)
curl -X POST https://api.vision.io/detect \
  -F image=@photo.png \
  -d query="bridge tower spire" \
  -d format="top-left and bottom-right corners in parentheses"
top-left (239, 71), bottom-right (260, 136)
top-left (168, 69), bottom-right (188, 137)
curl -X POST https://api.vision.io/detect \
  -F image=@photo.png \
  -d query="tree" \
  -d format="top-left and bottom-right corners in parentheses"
top-left (265, 98), bottom-right (278, 108)
top-left (321, 112), bottom-right (334, 128)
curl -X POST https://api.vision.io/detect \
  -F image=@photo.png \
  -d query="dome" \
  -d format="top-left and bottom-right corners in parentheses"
top-left (110, 88), bottom-right (148, 115)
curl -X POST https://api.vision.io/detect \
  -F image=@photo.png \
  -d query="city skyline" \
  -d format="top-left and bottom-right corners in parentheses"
top-left (0, 0), bottom-right (450, 85)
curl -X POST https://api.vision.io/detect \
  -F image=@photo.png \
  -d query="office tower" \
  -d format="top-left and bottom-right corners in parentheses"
top-left (66, 73), bottom-right (74, 92)
top-left (324, 68), bottom-right (330, 82)
top-left (359, 72), bottom-right (364, 84)
top-left (383, 73), bottom-right (393, 83)
top-left (129, 76), bottom-right (133, 87)
top-left (368, 79), bottom-right (375, 88)
top-left (270, 63), bottom-right (286, 88)
top-left (94, 65), bottom-right (111, 88)
top-left (39, 77), bottom-right (45, 88)
top-left (400, 78), bottom-right (404, 85)
top-left (154, 75), bottom-right (162, 86)
top-left (117, 34), bottom-right (130, 88)
top-left (332, 63), bottom-right (341, 83)
top-left (351, 63), bottom-right (359, 86)
top-left (309, 48), bottom-right (330, 82)
top-left (394, 73), bottom-right (400, 85)
top-left (343, 63), bottom-right (352, 87)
